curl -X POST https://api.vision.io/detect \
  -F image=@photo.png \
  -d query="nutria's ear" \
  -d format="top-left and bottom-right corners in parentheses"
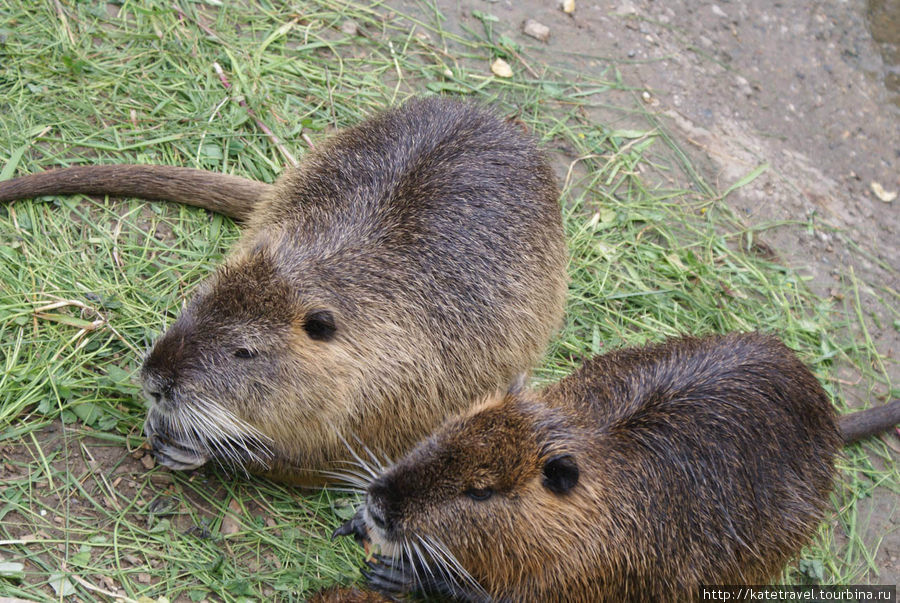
top-left (507, 373), bottom-right (528, 395)
top-left (542, 454), bottom-right (579, 494)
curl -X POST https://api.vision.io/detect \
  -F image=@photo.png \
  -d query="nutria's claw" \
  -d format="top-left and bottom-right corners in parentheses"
top-left (332, 511), bottom-right (367, 542)
top-left (331, 522), bottom-right (353, 539)
top-left (362, 555), bottom-right (415, 594)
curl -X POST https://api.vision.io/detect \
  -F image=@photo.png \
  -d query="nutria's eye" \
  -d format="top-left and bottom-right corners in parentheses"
top-left (304, 310), bottom-right (337, 342)
top-left (233, 348), bottom-right (258, 359)
top-left (464, 487), bottom-right (493, 502)
top-left (542, 454), bottom-right (579, 494)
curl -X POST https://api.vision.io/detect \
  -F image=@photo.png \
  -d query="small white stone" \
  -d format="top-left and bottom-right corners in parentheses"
top-left (615, 1), bottom-right (637, 16)
top-left (491, 58), bottom-right (513, 78)
top-left (523, 19), bottom-right (550, 42)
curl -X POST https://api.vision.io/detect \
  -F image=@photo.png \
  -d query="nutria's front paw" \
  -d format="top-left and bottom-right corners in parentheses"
top-left (361, 554), bottom-right (416, 594)
top-left (332, 510), bottom-right (369, 544)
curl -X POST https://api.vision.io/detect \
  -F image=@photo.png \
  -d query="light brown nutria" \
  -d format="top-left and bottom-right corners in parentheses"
top-left (335, 333), bottom-right (900, 602)
top-left (0, 97), bottom-right (567, 485)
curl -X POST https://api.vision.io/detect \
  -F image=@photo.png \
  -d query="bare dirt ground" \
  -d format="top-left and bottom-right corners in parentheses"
top-left (415, 0), bottom-right (899, 586)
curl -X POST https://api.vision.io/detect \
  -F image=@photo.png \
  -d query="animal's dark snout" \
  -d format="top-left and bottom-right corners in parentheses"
top-left (141, 369), bottom-right (176, 406)
top-left (140, 321), bottom-right (195, 401)
top-left (367, 479), bottom-right (394, 530)
top-left (369, 507), bottom-right (387, 530)
top-left (141, 334), bottom-right (185, 406)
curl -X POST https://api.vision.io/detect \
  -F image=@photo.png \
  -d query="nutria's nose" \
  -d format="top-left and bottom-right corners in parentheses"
top-left (369, 506), bottom-right (387, 529)
top-left (142, 372), bottom-right (175, 405)
top-left (367, 479), bottom-right (393, 529)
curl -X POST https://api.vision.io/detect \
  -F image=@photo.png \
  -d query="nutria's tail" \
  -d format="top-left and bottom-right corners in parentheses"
top-left (840, 399), bottom-right (900, 445)
top-left (0, 165), bottom-right (273, 221)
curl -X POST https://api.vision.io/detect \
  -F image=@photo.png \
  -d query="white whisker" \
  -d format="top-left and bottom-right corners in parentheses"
top-left (320, 468), bottom-right (373, 490)
top-left (350, 433), bottom-right (391, 473)
top-left (412, 538), bottom-right (437, 584)
top-left (334, 431), bottom-right (381, 479)
top-left (426, 534), bottom-right (487, 598)
top-left (163, 394), bottom-right (275, 473)
top-left (417, 534), bottom-right (460, 594)
top-left (403, 538), bottom-right (425, 595)
top-left (321, 485), bottom-right (367, 495)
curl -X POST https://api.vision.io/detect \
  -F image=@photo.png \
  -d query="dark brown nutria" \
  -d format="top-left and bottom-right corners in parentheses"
top-left (0, 97), bottom-right (567, 485)
top-left (335, 333), bottom-right (900, 602)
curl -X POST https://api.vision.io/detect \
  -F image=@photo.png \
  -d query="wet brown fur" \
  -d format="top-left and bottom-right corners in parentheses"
top-left (8, 98), bottom-right (566, 484)
top-left (355, 333), bottom-right (852, 602)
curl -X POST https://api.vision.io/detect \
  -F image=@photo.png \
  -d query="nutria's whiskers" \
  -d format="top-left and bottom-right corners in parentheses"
top-left (357, 439), bottom-right (391, 475)
top-left (346, 433), bottom-right (393, 475)
top-left (419, 534), bottom-right (486, 599)
top-left (322, 484), bottom-right (367, 496)
top-left (335, 432), bottom-right (389, 480)
top-left (187, 396), bottom-right (273, 471)
top-left (321, 433), bottom-right (393, 492)
top-left (404, 539), bottom-right (423, 594)
top-left (321, 466), bottom-right (372, 493)
top-left (174, 409), bottom-right (202, 455)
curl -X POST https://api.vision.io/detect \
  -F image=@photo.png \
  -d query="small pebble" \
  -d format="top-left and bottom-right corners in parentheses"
top-left (340, 20), bottom-right (358, 36)
top-left (735, 75), bottom-right (753, 97)
top-left (871, 181), bottom-right (897, 202)
top-left (615, 1), bottom-right (637, 16)
top-left (491, 57), bottom-right (513, 78)
top-left (560, 0), bottom-right (575, 14)
top-left (523, 19), bottom-right (550, 42)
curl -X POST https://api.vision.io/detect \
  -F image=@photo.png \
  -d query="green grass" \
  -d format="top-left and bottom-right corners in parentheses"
top-left (0, 1), bottom-right (896, 601)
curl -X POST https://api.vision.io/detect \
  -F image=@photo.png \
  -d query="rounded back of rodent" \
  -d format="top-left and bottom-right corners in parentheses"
top-left (362, 334), bottom-right (842, 602)
top-left (141, 97), bottom-right (568, 483)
